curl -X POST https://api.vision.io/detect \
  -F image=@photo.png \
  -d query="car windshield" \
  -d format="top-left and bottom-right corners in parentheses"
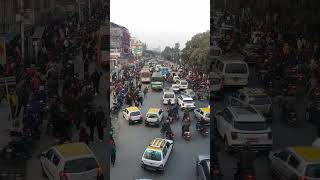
top-left (64, 158), bottom-right (98, 173)
top-left (225, 63), bottom-right (247, 74)
top-left (183, 100), bottom-right (194, 104)
top-left (249, 96), bottom-right (271, 105)
top-left (234, 121), bottom-right (269, 131)
top-left (130, 111), bottom-right (141, 116)
top-left (147, 114), bottom-right (157, 118)
top-left (306, 164), bottom-right (320, 178)
top-left (143, 150), bottom-right (162, 161)
top-left (164, 94), bottom-right (174, 98)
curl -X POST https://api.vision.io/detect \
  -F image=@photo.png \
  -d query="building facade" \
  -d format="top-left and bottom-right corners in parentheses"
top-left (110, 22), bottom-right (131, 58)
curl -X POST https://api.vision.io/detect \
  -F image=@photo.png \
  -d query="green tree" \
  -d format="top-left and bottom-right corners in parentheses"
top-left (161, 46), bottom-right (174, 61)
top-left (181, 31), bottom-right (210, 71)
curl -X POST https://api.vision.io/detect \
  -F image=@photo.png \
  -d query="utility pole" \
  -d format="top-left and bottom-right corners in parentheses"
top-left (20, 0), bottom-right (25, 61)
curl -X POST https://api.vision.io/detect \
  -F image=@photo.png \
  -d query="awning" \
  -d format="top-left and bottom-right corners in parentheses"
top-left (32, 27), bottom-right (45, 39)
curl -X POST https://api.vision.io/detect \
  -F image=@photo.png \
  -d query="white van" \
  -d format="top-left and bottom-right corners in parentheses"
top-left (214, 54), bottom-right (249, 87)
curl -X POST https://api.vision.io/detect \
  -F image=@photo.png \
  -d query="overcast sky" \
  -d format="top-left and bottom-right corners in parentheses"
top-left (110, 0), bottom-right (210, 50)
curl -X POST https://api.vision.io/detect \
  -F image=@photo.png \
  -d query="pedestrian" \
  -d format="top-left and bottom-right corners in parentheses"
top-left (86, 108), bottom-right (97, 142)
top-left (91, 69), bottom-right (102, 95)
top-left (110, 143), bottom-right (116, 166)
top-left (15, 83), bottom-right (29, 117)
top-left (138, 83), bottom-right (142, 91)
top-left (143, 86), bottom-right (148, 98)
top-left (96, 106), bottom-right (105, 142)
top-left (139, 95), bottom-right (144, 106)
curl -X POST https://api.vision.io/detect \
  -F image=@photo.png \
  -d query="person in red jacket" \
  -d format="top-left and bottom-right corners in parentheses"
top-left (31, 74), bottom-right (40, 93)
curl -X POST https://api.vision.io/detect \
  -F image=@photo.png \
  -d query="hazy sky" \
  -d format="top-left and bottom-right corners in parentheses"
top-left (110, 0), bottom-right (210, 50)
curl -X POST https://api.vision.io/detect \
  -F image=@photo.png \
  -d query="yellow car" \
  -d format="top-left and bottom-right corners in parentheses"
top-left (122, 106), bottom-right (143, 125)
top-left (194, 106), bottom-right (210, 125)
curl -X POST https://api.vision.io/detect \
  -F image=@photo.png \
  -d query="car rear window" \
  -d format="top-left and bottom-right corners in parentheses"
top-left (305, 164), bottom-right (320, 178)
top-left (147, 114), bottom-right (157, 118)
top-left (64, 157), bottom-right (98, 173)
top-left (249, 96), bottom-right (271, 105)
top-left (143, 150), bottom-right (162, 161)
top-left (130, 111), bottom-right (141, 116)
top-left (183, 100), bottom-right (194, 104)
top-left (234, 122), bottom-right (269, 131)
top-left (164, 94), bottom-right (174, 98)
top-left (225, 63), bottom-right (247, 74)
top-left (181, 81), bottom-right (188, 85)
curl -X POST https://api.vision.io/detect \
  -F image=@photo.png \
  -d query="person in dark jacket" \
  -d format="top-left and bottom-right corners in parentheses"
top-left (86, 108), bottom-right (97, 142)
top-left (96, 106), bottom-right (105, 142)
top-left (110, 143), bottom-right (116, 166)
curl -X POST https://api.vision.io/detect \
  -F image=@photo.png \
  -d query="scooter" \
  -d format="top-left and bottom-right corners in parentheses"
top-left (183, 131), bottom-right (191, 141)
top-left (196, 122), bottom-right (208, 136)
top-left (165, 131), bottom-right (175, 140)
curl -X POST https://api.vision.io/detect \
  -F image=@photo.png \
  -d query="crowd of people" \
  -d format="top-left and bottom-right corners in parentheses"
top-left (1, 0), bottom-right (112, 159)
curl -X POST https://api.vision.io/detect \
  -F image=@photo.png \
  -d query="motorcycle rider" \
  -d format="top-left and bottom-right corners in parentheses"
top-left (234, 143), bottom-right (256, 180)
top-left (161, 118), bottom-right (172, 135)
top-left (197, 117), bottom-right (207, 131)
top-left (181, 123), bottom-right (190, 137)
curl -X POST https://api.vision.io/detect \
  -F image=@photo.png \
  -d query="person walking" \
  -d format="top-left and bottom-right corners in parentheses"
top-left (110, 143), bottom-right (116, 166)
top-left (91, 69), bottom-right (102, 95)
top-left (8, 90), bottom-right (17, 119)
top-left (96, 106), bottom-right (105, 142)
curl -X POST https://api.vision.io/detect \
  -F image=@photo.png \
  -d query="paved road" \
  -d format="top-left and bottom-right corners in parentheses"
top-left (110, 82), bottom-right (210, 180)
top-left (214, 66), bottom-right (318, 179)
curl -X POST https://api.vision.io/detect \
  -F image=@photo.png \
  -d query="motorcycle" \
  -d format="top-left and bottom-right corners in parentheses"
top-left (183, 131), bottom-right (191, 141)
top-left (196, 122), bottom-right (208, 136)
top-left (165, 131), bottom-right (175, 140)
top-left (212, 161), bottom-right (223, 180)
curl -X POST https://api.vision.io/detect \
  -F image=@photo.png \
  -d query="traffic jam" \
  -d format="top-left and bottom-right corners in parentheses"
top-left (110, 59), bottom-right (210, 179)
top-left (211, 10), bottom-right (320, 180)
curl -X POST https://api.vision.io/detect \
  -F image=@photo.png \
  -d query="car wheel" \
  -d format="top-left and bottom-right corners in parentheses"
top-left (145, 122), bottom-right (148, 126)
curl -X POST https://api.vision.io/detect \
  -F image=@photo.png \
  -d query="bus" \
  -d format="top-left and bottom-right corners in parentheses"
top-left (151, 72), bottom-right (164, 90)
top-left (140, 69), bottom-right (151, 83)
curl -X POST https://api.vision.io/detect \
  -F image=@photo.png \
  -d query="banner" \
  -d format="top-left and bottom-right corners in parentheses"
top-left (0, 37), bottom-right (6, 65)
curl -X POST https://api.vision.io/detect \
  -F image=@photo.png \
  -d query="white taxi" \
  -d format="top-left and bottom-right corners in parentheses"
top-left (177, 79), bottom-right (188, 90)
top-left (122, 106), bottom-right (143, 125)
top-left (215, 104), bottom-right (272, 153)
top-left (145, 108), bottom-right (164, 127)
top-left (171, 84), bottom-right (180, 92)
top-left (194, 106), bottom-right (210, 125)
top-left (40, 143), bottom-right (103, 180)
top-left (163, 90), bottom-right (176, 105)
top-left (141, 138), bottom-right (173, 172)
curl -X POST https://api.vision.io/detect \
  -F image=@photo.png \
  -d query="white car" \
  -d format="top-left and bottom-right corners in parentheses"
top-left (194, 107), bottom-right (210, 125)
top-left (145, 108), bottom-right (164, 127)
top-left (122, 106), bottom-right (143, 125)
top-left (141, 138), bottom-right (173, 172)
top-left (163, 90), bottom-right (176, 104)
top-left (181, 89), bottom-right (196, 99)
top-left (177, 95), bottom-right (195, 109)
top-left (40, 143), bottom-right (103, 180)
top-left (173, 76), bottom-right (180, 82)
top-left (171, 84), bottom-right (180, 92)
top-left (177, 79), bottom-right (188, 90)
top-left (215, 105), bottom-right (272, 152)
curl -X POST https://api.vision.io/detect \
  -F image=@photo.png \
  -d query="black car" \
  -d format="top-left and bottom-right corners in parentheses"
top-left (306, 100), bottom-right (320, 125)
top-left (196, 155), bottom-right (210, 180)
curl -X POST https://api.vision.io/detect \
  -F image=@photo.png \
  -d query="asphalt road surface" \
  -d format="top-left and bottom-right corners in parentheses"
top-left (110, 82), bottom-right (210, 180)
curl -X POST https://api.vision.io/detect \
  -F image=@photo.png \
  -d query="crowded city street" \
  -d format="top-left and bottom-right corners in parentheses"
top-left (110, 60), bottom-right (210, 179)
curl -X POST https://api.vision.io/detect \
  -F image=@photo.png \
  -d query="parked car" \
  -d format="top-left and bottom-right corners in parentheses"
top-left (268, 146), bottom-right (320, 180)
top-left (194, 107), bottom-right (210, 125)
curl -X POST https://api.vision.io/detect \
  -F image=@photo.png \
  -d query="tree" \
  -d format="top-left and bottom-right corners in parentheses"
top-left (173, 43), bottom-right (180, 64)
top-left (161, 46), bottom-right (174, 61)
top-left (181, 31), bottom-right (210, 71)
